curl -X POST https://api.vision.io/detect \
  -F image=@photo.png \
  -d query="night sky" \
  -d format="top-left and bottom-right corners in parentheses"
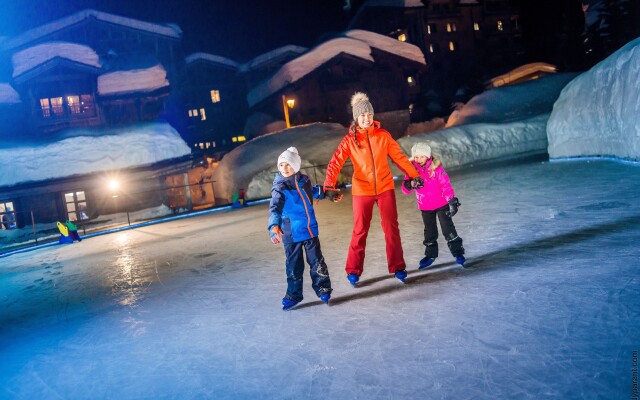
top-left (0, 0), bottom-right (587, 65)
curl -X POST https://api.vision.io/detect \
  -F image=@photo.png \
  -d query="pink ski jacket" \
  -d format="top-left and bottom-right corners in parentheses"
top-left (401, 158), bottom-right (455, 211)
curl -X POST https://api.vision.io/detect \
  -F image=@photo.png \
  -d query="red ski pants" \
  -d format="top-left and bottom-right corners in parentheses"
top-left (346, 189), bottom-right (407, 275)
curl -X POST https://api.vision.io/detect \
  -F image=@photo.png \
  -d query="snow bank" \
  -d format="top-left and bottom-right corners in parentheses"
top-left (212, 123), bottom-right (346, 202)
top-left (547, 37), bottom-right (640, 161)
top-left (12, 42), bottom-right (101, 78)
top-left (446, 73), bottom-right (578, 127)
top-left (399, 114), bottom-right (550, 171)
top-left (0, 122), bottom-right (190, 187)
top-left (98, 65), bottom-right (169, 96)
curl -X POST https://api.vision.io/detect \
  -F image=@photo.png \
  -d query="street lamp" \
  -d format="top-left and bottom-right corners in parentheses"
top-left (282, 95), bottom-right (295, 128)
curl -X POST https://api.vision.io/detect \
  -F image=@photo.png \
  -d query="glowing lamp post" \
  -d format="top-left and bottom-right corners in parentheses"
top-left (282, 95), bottom-right (296, 128)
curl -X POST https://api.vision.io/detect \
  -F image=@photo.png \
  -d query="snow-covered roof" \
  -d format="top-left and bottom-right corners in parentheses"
top-left (363, 0), bottom-right (425, 7)
top-left (0, 122), bottom-right (190, 187)
top-left (247, 30), bottom-right (425, 107)
top-left (0, 83), bottom-right (21, 104)
top-left (185, 53), bottom-right (240, 69)
top-left (98, 64), bottom-right (169, 96)
top-left (1, 9), bottom-right (181, 52)
top-left (12, 42), bottom-right (101, 79)
top-left (240, 45), bottom-right (308, 72)
top-left (345, 29), bottom-right (426, 66)
top-left (487, 62), bottom-right (557, 88)
top-left (248, 37), bottom-right (373, 107)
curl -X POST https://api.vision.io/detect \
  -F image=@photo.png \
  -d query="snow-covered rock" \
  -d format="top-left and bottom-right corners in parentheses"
top-left (547, 37), bottom-right (640, 161)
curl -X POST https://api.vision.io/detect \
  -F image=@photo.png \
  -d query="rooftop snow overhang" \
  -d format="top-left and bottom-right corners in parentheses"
top-left (12, 57), bottom-right (102, 85)
top-left (97, 64), bottom-right (170, 97)
top-left (1, 9), bottom-right (182, 53)
top-left (185, 53), bottom-right (239, 70)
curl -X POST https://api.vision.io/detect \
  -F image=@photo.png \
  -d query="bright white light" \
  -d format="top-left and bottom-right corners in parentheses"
top-left (108, 180), bottom-right (120, 191)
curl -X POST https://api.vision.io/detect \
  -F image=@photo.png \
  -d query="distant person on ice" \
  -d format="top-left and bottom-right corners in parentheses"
top-left (401, 142), bottom-right (465, 268)
top-left (322, 92), bottom-right (437, 286)
top-left (268, 147), bottom-right (333, 310)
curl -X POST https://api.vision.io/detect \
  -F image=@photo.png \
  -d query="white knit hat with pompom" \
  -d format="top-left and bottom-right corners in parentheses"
top-left (351, 92), bottom-right (374, 121)
top-left (277, 147), bottom-right (301, 173)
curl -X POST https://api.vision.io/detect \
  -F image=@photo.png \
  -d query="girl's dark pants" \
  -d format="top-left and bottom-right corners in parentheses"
top-left (284, 236), bottom-right (332, 302)
top-left (421, 205), bottom-right (464, 259)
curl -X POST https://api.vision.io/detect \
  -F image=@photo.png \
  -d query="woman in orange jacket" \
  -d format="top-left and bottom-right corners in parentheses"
top-left (323, 92), bottom-right (427, 285)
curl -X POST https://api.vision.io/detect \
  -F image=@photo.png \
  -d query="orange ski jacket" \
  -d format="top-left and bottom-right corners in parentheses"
top-left (324, 121), bottom-right (419, 196)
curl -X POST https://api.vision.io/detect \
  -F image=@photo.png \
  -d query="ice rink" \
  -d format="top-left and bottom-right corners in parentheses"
top-left (1, 157), bottom-right (638, 399)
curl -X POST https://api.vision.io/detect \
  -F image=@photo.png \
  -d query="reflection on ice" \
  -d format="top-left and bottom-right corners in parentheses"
top-left (111, 232), bottom-right (149, 307)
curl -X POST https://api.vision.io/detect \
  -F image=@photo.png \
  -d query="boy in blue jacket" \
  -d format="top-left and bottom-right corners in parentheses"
top-left (268, 147), bottom-right (333, 310)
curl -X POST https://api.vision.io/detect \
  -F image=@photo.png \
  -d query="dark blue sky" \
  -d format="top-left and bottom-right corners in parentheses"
top-left (0, 0), bottom-right (351, 62)
top-left (0, 0), bottom-right (589, 65)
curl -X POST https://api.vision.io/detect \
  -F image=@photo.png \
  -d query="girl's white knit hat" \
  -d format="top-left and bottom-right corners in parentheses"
top-left (409, 142), bottom-right (431, 161)
top-left (277, 147), bottom-right (301, 173)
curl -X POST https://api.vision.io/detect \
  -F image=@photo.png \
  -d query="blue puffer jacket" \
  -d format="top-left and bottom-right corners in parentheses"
top-left (268, 172), bottom-right (319, 244)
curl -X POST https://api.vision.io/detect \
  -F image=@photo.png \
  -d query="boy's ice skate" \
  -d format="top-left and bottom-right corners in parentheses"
top-left (347, 273), bottom-right (359, 287)
top-left (456, 255), bottom-right (466, 267)
top-left (419, 257), bottom-right (436, 270)
top-left (320, 293), bottom-right (331, 304)
top-left (282, 296), bottom-right (300, 311)
top-left (394, 270), bottom-right (408, 283)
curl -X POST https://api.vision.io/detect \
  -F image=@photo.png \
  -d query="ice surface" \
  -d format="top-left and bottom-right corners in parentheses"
top-left (1, 158), bottom-right (637, 399)
top-left (547, 37), bottom-right (640, 161)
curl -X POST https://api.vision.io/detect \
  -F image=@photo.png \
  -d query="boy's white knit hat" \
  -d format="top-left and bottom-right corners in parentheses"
top-left (277, 147), bottom-right (301, 173)
top-left (409, 142), bottom-right (431, 161)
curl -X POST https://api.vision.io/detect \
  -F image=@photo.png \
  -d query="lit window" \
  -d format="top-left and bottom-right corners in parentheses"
top-left (188, 110), bottom-right (193, 117)
top-left (429, 44), bottom-right (434, 53)
top-left (64, 191), bottom-right (89, 221)
top-left (200, 108), bottom-right (206, 121)
top-left (232, 137), bottom-right (237, 143)
top-left (67, 95), bottom-right (80, 114)
top-left (449, 41), bottom-right (455, 51)
top-left (212, 141), bottom-right (216, 148)
top-left (210, 90), bottom-right (221, 103)
top-left (497, 21), bottom-right (503, 31)
top-left (398, 33), bottom-right (407, 42)
top-left (447, 23), bottom-right (452, 32)
top-left (409, 104), bottom-right (414, 113)
top-left (236, 136), bottom-right (246, 142)
top-left (407, 76), bottom-right (416, 87)
top-left (50, 97), bottom-right (64, 115)
top-left (188, 108), bottom-right (199, 117)
top-left (205, 142), bottom-right (210, 149)
top-left (427, 25), bottom-right (431, 35)
top-left (452, 23), bottom-right (457, 32)
top-left (199, 143), bottom-right (204, 149)
top-left (40, 98), bottom-right (51, 117)
top-left (474, 22), bottom-right (480, 31)
top-left (0, 201), bottom-right (17, 230)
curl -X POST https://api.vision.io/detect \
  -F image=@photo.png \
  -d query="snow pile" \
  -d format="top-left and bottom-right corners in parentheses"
top-left (547, 37), bottom-right (640, 161)
top-left (0, 83), bottom-right (20, 104)
top-left (212, 123), bottom-right (346, 202)
top-left (248, 38), bottom-right (373, 107)
top-left (185, 53), bottom-right (239, 69)
top-left (345, 30), bottom-right (426, 65)
top-left (0, 122), bottom-right (190, 187)
top-left (12, 42), bottom-right (101, 78)
top-left (446, 73), bottom-right (578, 127)
top-left (98, 65), bottom-right (169, 96)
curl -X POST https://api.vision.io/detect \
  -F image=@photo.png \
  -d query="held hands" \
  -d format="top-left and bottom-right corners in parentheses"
top-left (446, 197), bottom-right (461, 218)
top-left (269, 225), bottom-right (284, 245)
top-left (323, 186), bottom-right (343, 203)
top-left (403, 177), bottom-right (425, 191)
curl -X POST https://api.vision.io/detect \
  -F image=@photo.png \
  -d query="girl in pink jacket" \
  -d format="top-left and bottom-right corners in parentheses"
top-left (402, 143), bottom-right (466, 269)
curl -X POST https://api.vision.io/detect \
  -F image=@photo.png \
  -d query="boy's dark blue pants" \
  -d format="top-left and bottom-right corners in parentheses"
top-left (284, 236), bottom-right (332, 302)
top-left (421, 206), bottom-right (464, 258)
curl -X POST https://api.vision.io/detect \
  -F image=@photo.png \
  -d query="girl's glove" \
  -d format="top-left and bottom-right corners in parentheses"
top-left (323, 186), bottom-right (343, 202)
top-left (446, 197), bottom-right (461, 218)
top-left (269, 226), bottom-right (284, 244)
top-left (404, 177), bottom-right (424, 190)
